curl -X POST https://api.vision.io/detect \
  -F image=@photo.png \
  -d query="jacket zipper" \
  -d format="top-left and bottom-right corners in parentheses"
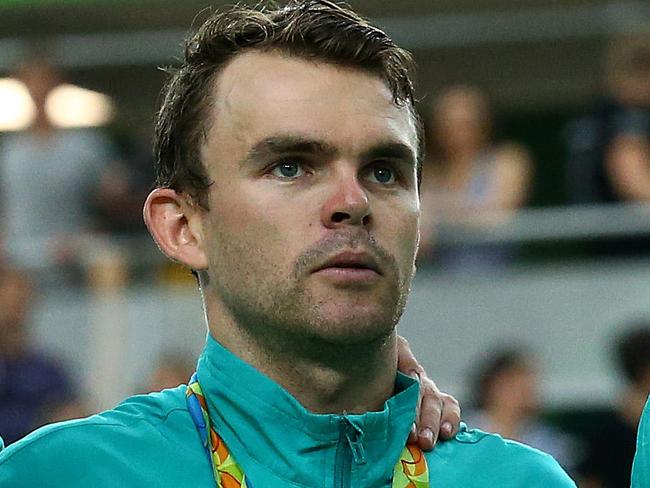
top-left (333, 417), bottom-right (367, 488)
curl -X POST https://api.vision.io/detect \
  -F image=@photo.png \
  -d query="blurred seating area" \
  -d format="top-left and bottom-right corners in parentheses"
top-left (1, 1), bottom-right (650, 485)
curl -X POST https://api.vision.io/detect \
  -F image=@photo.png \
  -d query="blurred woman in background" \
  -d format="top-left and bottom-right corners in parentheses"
top-left (419, 85), bottom-right (532, 273)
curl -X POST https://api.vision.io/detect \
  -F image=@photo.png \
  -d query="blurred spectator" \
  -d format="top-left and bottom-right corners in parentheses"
top-left (144, 350), bottom-right (194, 393)
top-left (419, 85), bottom-right (532, 272)
top-left (91, 139), bottom-right (154, 237)
top-left (0, 266), bottom-right (77, 445)
top-left (0, 57), bottom-right (120, 281)
top-left (578, 324), bottom-right (650, 488)
top-left (566, 35), bottom-right (650, 205)
top-left (464, 347), bottom-right (578, 473)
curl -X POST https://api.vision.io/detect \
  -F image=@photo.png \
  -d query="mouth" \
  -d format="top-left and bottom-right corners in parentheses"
top-left (312, 251), bottom-right (382, 282)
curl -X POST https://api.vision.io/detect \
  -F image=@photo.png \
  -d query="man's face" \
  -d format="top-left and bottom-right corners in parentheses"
top-left (198, 51), bottom-right (420, 346)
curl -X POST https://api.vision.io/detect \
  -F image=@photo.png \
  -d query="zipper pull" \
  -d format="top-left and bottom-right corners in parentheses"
top-left (344, 419), bottom-right (367, 465)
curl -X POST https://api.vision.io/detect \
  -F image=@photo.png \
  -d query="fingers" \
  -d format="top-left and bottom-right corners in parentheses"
top-left (397, 335), bottom-right (433, 447)
top-left (407, 422), bottom-right (418, 445)
top-left (438, 392), bottom-right (461, 440)
top-left (396, 335), bottom-right (462, 450)
top-left (415, 375), bottom-right (442, 450)
top-left (416, 375), bottom-right (462, 449)
top-left (396, 336), bottom-right (425, 378)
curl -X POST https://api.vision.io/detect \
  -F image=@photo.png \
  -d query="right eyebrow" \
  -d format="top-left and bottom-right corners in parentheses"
top-left (243, 134), bottom-right (338, 166)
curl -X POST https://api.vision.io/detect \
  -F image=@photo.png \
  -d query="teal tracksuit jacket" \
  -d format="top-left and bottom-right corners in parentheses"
top-left (0, 334), bottom-right (575, 487)
top-left (632, 395), bottom-right (650, 487)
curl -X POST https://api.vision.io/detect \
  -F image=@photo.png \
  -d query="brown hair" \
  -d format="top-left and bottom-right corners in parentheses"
top-left (153, 0), bottom-right (421, 207)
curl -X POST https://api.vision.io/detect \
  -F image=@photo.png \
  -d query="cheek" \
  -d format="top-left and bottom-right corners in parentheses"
top-left (208, 191), bottom-right (300, 269)
top-left (390, 206), bottom-right (420, 259)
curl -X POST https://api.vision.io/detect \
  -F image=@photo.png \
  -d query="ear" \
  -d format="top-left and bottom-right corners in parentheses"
top-left (143, 188), bottom-right (209, 271)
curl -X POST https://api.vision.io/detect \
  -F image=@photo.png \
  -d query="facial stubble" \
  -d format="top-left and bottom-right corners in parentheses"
top-left (212, 230), bottom-right (415, 357)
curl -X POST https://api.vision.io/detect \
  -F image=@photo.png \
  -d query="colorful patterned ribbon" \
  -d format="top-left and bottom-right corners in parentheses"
top-left (186, 372), bottom-right (430, 487)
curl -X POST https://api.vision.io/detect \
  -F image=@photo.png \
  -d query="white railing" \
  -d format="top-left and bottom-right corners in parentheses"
top-left (433, 203), bottom-right (650, 246)
top-left (9, 202), bottom-right (650, 287)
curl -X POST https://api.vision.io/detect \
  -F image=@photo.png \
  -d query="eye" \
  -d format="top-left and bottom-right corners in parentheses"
top-left (270, 160), bottom-right (306, 179)
top-left (367, 165), bottom-right (396, 185)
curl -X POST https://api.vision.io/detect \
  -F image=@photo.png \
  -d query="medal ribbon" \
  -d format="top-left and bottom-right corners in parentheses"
top-left (186, 373), bottom-right (430, 487)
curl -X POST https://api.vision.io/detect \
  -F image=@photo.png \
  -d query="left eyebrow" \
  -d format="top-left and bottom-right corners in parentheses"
top-left (359, 142), bottom-right (417, 167)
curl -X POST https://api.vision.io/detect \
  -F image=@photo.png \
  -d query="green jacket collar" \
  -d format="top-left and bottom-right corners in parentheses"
top-left (196, 333), bottom-right (419, 487)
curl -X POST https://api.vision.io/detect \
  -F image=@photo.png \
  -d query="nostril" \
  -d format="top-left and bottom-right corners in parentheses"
top-left (331, 212), bottom-right (349, 223)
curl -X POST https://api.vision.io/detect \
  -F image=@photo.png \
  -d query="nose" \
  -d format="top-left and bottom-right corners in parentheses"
top-left (320, 170), bottom-right (371, 229)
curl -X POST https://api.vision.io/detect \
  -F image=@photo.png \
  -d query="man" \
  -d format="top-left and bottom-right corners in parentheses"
top-left (0, 2), bottom-right (573, 486)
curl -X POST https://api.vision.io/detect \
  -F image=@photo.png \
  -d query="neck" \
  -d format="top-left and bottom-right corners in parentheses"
top-left (205, 304), bottom-right (397, 414)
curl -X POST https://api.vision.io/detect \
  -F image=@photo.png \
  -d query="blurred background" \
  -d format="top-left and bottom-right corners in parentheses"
top-left (1, 0), bottom-right (650, 485)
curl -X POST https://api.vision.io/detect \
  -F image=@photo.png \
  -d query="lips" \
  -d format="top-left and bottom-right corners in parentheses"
top-left (313, 251), bottom-right (382, 275)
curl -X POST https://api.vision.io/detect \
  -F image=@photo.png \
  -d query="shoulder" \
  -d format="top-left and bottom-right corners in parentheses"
top-left (0, 386), bottom-right (193, 486)
top-left (0, 386), bottom-right (190, 455)
top-left (426, 424), bottom-right (576, 487)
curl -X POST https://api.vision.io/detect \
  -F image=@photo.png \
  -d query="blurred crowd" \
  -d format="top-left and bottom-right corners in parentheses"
top-left (463, 327), bottom-right (650, 487)
top-left (2, 35), bottom-right (649, 281)
top-left (0, 31), bottom-right (649, 488)
top-left (0, 57), bottom-right (154, 287)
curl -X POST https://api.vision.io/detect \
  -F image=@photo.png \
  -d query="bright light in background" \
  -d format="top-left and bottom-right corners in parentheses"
top-left (0, 78), bottom-right (35, 131)
top-left (0, 78), bottom-right (114, 131)
top-left (46, 84), bottom-right (114, 128)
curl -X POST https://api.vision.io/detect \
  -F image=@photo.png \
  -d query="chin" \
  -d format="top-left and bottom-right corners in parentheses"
top-left (306, 306), bottom-right (399, 345)
top-left (300, 285), bottom-right (408, 343)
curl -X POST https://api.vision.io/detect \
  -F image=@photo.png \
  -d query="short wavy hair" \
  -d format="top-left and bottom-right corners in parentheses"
top-left (153, 0), bottom-right (421, 207)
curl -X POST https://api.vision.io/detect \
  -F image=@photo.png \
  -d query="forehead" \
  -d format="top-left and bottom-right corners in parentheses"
top-left (204, 50), bottom-right (418, 158)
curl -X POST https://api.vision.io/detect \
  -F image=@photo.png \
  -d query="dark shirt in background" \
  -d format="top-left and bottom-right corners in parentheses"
top-left (0, 352), bottom-right (72, 445)
top-left (578, 411), bottom-right (637, 488)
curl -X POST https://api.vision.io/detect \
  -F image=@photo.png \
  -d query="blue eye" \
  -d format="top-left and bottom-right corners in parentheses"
top-left (271, 161), bottom-right (304, 179)
top-left (370, 166), bottom-right (395, 184)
